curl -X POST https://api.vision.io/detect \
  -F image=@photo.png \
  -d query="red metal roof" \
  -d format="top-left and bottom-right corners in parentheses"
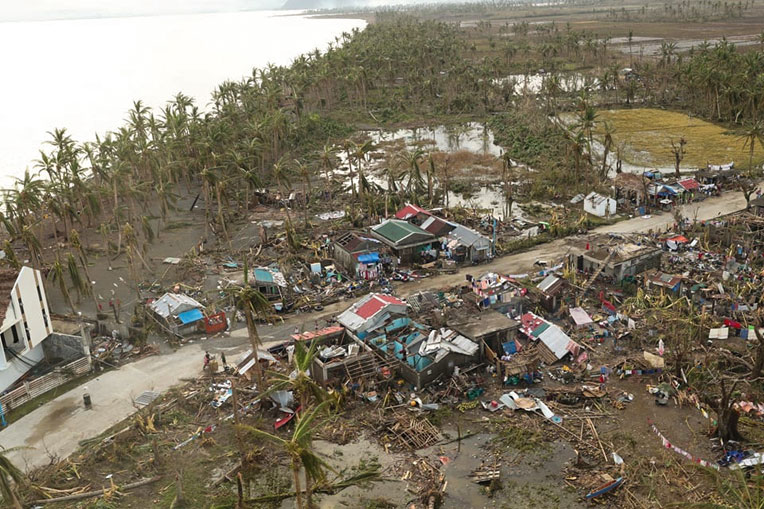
top-left (355, 294), bottom-right (405, 319)
top-left (678, 178), bottom-right (700, 191)
top-left (394, 204), bottom-right (431, 220)
top-left (356, 297), bottom-right (387, 319)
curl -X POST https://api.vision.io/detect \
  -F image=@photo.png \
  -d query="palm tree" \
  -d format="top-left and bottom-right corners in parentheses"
top-left (230, 264), bottom-right (272, 389)
top-left (319, 145), bottom-right (335, 196)
top-left (737, 120), bottom-right (764, 176)
top-left (70, 229), bottom-right (99, 313)
top-left (0, 447), bottom-right (24, 509)
top-left (265, 339), bottom-right (326, 411)
top-left (400, 149), bottom-right (425, 204)
top-left (243, 401), bottom-right (332, 509)
top-left (50, 255), bottom-right (75, 313)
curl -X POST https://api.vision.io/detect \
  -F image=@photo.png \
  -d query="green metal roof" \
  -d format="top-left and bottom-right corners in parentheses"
top-left (372, 219), bottom-right (433, 246)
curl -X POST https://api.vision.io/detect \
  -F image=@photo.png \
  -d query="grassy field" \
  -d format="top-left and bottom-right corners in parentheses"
top-left (595, 108), bottom-right (763, 170)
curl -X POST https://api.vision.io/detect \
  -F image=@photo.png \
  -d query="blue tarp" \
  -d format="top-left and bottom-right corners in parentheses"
top-left (502, 340), bottom-right (518, 355)
top-left (253, 268), bottom-right (274, 283)
top-left (358, 252), bottom-right (380, 264)
top-left (178, 308), bottom-right (204, 324)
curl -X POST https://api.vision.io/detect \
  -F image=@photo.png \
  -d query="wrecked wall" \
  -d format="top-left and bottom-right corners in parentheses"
top-left (42, 333), bottom-right (85, 364)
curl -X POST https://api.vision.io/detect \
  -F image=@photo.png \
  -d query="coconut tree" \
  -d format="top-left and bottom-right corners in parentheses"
top-left (242, 401), bottom-right (332, 509)
top-left (230, 263), bottom-right (272, 389)
top-left (400, 149), bottom-right (425, 204)
top-left (737, 120), bottom-right (764, 176)
top-left (264, 339), bottom-right (327, 442)
top-left (319, 145), bottom-right (335, 196)
top-left (50, 255), bottom-right (75, 313)
top-left (0, 447), bottom-right (24, 509)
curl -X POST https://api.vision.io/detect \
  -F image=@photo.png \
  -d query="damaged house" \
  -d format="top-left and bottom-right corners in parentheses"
top-left (445, 223), bottom-right (493, 263)
top-left (520, 312), bottom-right (583, 365)
top-left (370, 219), bottom-right (439, 265)
top-left (451, 309), bottom-right (520, 359)
top-left (148, 293), bottom-right (206, 336)
top-left (338, 293), bottom-right (480, 388)
top-left (365, 322), bottom-right (479, 388)
top-left (251, 266), bottom-right (288, 302)
top-left (536, 274), bottom-right (565, 312)
top-left (466, 273), bottom-right (527, 316)
top-left (568, 236), bottom-right (661, 282)
top-left (394, 203), bottom-right (432, 225)
top-left (331, 232), bottom-right (389, 279)
top-left (584, 192), bottom-right (617, 217)
top-left (337, 293), bottom-right (408, 336)
top-left (0, 267), bottom-right (64, 393)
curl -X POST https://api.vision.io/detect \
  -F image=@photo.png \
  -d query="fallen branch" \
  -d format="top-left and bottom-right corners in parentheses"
top-left (30, 476), bottom-right (162, 505)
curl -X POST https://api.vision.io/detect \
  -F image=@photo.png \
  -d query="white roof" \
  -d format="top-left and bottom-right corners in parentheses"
top-left (418, 328), bottom-right (478, 357)
top-left (447, 223), bottom-right (490, 248)
top-left (538, 325), bottom-right (574, 360)
top-left (537, 274), bottom-right (560, 293)
top-left (569, 307), bottom-right (593, 326)
top-left (585, 191), bottom-right (613, 206)
top-left (149, 293), bottom-right (203, 318)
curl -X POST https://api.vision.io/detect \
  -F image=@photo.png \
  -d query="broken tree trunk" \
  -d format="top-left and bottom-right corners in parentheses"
top-left (31, 476), bottom-right (161, 504)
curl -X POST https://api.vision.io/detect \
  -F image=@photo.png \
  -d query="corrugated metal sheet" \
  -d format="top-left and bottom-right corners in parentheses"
top-left (149, 293), bottom-right (203, 319)
top-left (538, 326), bottom-right (572, 360)
top-left (537, 275), bottom-right (560, 293)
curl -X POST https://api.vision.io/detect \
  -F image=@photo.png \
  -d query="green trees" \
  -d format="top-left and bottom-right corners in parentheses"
top-left (737, 120), bottom-right (764, 176)
top-left (243, 402), bottom-right (332, 509)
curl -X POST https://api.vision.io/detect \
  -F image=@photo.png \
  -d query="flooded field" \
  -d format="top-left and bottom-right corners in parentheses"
top-left (333, 123), bottom-right (538, 219)
top-left (494, 73), bottom-right (596, 96)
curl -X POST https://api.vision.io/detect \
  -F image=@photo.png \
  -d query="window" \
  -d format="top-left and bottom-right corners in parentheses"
top-left (11, 324), bottom-right (19, 344)
top-left (42, 308), bottom-right (49, 329)
top-left (36, 284), bottom-right (43, 301)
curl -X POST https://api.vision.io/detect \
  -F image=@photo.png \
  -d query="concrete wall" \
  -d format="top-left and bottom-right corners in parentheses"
top-left (42, 333), bottom-right (85, 364)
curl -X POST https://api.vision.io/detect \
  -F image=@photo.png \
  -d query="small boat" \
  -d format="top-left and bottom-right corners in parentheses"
top-left (274, 405), bottom-right (302, 430)
top-left (585, 477), bottom-right (624, 499)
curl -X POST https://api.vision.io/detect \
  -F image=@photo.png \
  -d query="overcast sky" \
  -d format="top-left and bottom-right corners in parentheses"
top-left (0, 0), bottom-right (286, 22)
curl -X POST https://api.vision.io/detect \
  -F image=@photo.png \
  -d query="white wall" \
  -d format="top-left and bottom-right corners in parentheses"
top-left (584, 195), bottom-right (616, 217)
top-left (0, 267), bottom-right (53, 392)
top-left (0, 343), bottom-right (44, 393)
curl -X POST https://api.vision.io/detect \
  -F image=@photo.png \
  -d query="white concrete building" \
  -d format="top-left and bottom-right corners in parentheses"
top-left (584, 192), bottom-right (617, 217)
top-left (0, 267), bottom-right (54, 393)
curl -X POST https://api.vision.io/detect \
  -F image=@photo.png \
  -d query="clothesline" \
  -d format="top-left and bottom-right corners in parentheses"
top-left (649, 420), bottom-right (719, 470)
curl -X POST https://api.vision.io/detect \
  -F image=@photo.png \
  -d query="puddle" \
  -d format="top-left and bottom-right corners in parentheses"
top-left (495, 73), bottom-right (596, 96)
top-left (310, 437), bottom-right (409, 508)
top-left (366, 122), bottom-right (502, 157)
top-left (419, 431), bottom-right (585, 509)
top-left (278, 428), bottom-right (584, 508)
top-left (25, 396), bottom-right (80, 445)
